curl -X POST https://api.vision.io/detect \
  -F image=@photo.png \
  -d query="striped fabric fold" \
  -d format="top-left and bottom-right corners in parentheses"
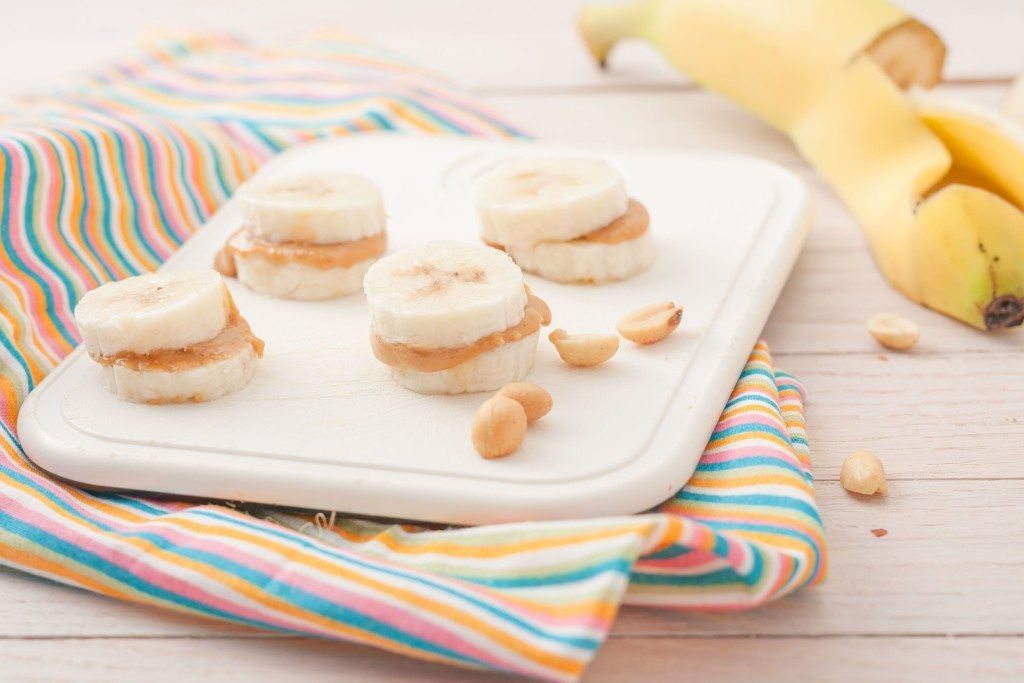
top-left (0, 33), bottom-right (826, 681)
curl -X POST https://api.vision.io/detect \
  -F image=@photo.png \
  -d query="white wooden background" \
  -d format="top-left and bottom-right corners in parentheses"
top-left (2, 1), bottom-right (1024, 680)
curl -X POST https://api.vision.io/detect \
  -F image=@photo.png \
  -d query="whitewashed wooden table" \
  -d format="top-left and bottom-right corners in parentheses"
top-left (2, 1), bottom-right (1023, 681)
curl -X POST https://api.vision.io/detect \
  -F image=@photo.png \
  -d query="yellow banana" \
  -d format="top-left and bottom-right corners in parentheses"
top-left (580, 0), bottom-right (1024, 329)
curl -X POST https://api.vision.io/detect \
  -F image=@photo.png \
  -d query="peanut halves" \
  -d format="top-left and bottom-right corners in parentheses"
top-left (548, 329), bottom-right (619, 367)
top-left (472, 383), bottom-right (553, 459)
top-left (618, 301), bottom-right (683, 344)
top-left (472, 395), bottom-right (527, 459)
top-left (840, 450), bottom-right (888, 496)
top-left (867, 313), bottom-right (919, 351)
top-left (497, 382), bottom-right (553, 423)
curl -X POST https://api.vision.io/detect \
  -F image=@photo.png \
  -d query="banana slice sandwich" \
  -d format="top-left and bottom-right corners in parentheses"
top-left (364, 241), bottom-right (551, 394)
top-left (215, 172), bottom-right (388, 300)
top-left (74, 270), bottom-right (264, 404)
top-left (473, 158), bottom-right (655, 283)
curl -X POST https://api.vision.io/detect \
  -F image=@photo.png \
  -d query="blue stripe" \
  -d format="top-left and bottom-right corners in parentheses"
top-left (49, 129), bottom-right (117, 281)
top-left (190, 508), bottom-right (600, 650)
top-left (0, 509), bottom-right (269, 628)
top-left (0, 473), bottom-right (497, 665)
top-left (152, 119), bottom-right (206, 225)
top-left (711, 422), bottom-right (792, 445)
top-left (725, 393), bottom-right (779, 410)
top-left (0, 145), bottom-right (77, 351)
top-left (633, 548), bottom-right (766, 588)
top-left (696, 455), bottom-right (806, 476)
top-left (114, 116), bottom-right (182, 249)
top-left (37, 134), bottom-right (105, 286)
top-left (0, 327), bottom-right (34, 394)
top-left (676, 491), bottom-right (820, 519)
top-left (103, 122), bottom-right (162, 265)
top-left (456, 556), bottom-right (633, 589)
top-left (76, 124), bottom-right (135, 274)
top-left (7, 140), bottom-right (79, 347)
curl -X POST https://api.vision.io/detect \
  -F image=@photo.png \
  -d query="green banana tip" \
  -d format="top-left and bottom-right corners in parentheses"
top-left (578, 2), bottom-right (648, 69)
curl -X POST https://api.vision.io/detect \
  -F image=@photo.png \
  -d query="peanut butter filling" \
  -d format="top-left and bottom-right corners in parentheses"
top-left (215, 229), bottom-right (388, 277)
top-left (372, 293), bottom-right (552, 373)
top-left (485, 198), bottom-right (648, 251)
top-left (94, 294), bottom-right (265, 372)
top-left (572, 198), bottom-right (649, 244)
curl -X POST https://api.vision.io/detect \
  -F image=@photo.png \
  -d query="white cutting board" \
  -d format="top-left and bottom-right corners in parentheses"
top-left (18, 135), bottom-right (810, 525)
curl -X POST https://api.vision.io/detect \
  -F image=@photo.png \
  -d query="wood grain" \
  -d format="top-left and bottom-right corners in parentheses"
top-left (0, 636), bottom-right (1020, 683)
top-left (0, 2), bottom-right (1021, 96)
top-left (767, 249), bottom-right (1024, 355)
top-left (6, 479), bottom-right (1022, 641)
top-left (2, 1), bottom-right (1023, 681)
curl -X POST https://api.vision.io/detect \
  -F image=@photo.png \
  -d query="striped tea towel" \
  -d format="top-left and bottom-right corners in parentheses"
top-left (0, 33), bottom-right (827, 681)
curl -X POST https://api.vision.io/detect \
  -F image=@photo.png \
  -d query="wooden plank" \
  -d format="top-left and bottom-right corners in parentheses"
top-left (3, 479), bottom-right (1022, 640)
top-left (0, 635), bottom-right (1019, 683)
top-left (590, 636), bottom-right (1024, 683)
top-left (776, 353), bottom-right (1024, 479)
top-left (0, 566), bottom-right (246, 638)
top-left (766, 251), bottom-right (1024, 355)
top-left (0, 5), bottom-right (1021, 681)
top-left (1, 2), bottom-right (1021, 98)
top-left (481, 90), bottom-right (805, 167)
top-left (615, 479), bottom-right (1024, 636)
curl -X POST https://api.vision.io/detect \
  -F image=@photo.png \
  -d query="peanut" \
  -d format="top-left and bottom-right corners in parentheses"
top-left (497, 382), bottom-right (552, 423)
top-left (840, 450), bottom-right (888, 496)
top-left (867, 313), bottom-right (919, 351)
top-left (548, 328), bottom-right (619, 367)
top-left (472, 395), bottom-right (527, 459)
top-left (617, 301), bottom-right (683, 344)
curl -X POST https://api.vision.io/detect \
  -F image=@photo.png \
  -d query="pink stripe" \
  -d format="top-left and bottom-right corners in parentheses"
top-left (131, 521), bottom-right (525, 671)
top-left (698, 445), bottom-right (803, 465)
top-left (1, 139), bottom-right (76, 356)
top-left (6, 492), bottom-right (540, 674)
top-left (77, 110), bottom-right (175, 258)
top-left (32, 135), bottom-right (93, 300)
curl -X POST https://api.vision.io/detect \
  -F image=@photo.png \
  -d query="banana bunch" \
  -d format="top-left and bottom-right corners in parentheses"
top-left (580, 0), bottom-right (1024, 330)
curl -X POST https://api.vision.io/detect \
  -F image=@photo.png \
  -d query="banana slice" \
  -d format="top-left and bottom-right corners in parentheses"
top-left (75, 269), bottom-right (229, 357)
top-left (102, 343), bottom-right (260, 404)
top-left (74, 270), bottom-right (263, 403)
top-left (220, 229), bottom-right (387, 301)
top-left (392, 332), bottom-right (540, 395)
top-left (238, 172), bottom-right (386, 244)
top-left (365, 241), bottom-right (528, 348)
top-left (474, 159), bottom-right (655, 283)
top-left (507, 231), bottom-right (656, 284)
top-left (222, 172), bottom-right (388, 299)
top-left (473, 158), bottom-right (629, 247)
top-left (364, 241), bottom-right (546, 394)
top-left (233, 252), bottom-right (377, 300)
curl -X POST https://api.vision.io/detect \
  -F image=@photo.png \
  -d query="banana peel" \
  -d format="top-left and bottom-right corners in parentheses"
top-left (580, 0), bottom-right (1024, 330)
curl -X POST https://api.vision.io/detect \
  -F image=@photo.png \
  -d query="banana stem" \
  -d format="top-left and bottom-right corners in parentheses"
top-left (579, 1), bottom-right (652, 67)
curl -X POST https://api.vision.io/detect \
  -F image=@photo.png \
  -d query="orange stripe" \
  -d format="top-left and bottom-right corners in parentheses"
top-left (0, 540), bottom-right (140, 603)
top-left (687, 473), bottom-right (813, 491)
top-left (0, 297), bottom-right (50, 384)
top-left (331, 519), bottom-right (665, 561)
top-left (0, 471), bottom-right (584, 674)
top-left (172, 121), bottom-right (218, 216)
top-left (95, 128), bottom-right (152, 268)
